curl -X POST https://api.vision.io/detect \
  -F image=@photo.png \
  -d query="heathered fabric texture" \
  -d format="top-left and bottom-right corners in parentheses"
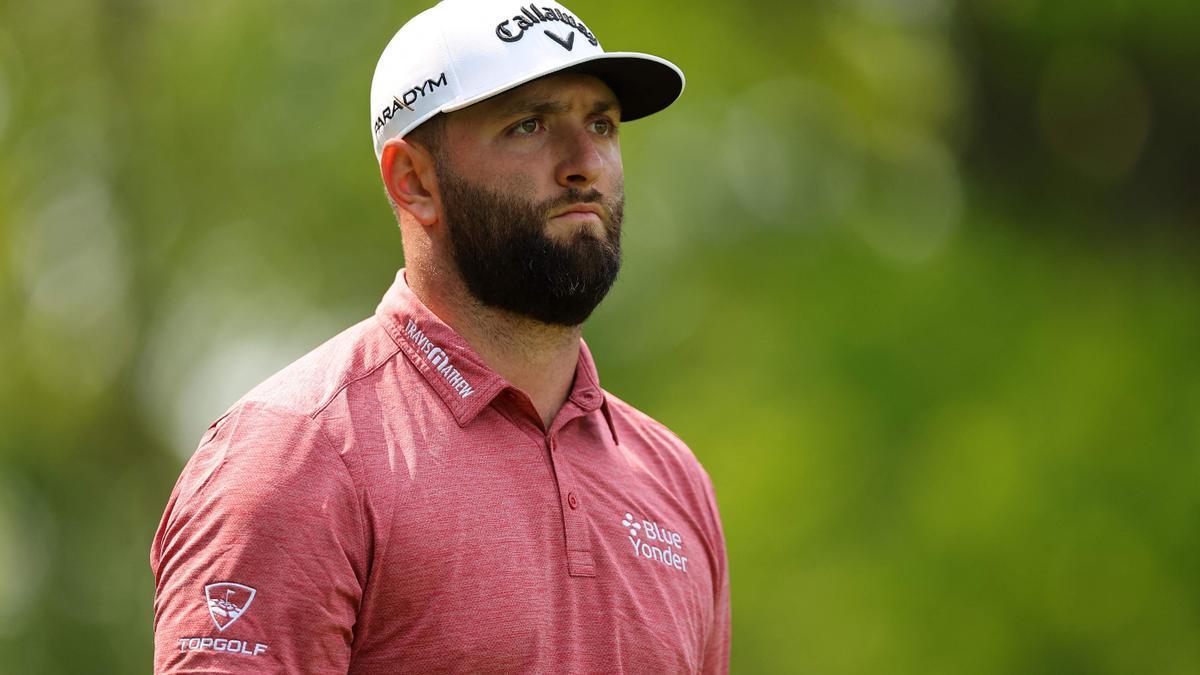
top-left (151, 269), bottom-right (730, 673)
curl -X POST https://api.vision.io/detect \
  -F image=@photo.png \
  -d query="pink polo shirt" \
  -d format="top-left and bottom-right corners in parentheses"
top-left (150, 269), bottom-right (730, 673)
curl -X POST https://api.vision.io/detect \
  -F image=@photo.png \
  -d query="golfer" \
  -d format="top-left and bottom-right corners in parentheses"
top-left (151, 0), bottom-right (730, 672)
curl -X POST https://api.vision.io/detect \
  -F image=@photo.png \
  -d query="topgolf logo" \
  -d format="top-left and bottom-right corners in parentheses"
top-left (205, 582), bottom-right (256, 631)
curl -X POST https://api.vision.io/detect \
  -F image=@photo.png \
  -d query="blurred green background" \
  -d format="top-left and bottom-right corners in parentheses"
top-left (2, 0), bottom-right (1199, 672)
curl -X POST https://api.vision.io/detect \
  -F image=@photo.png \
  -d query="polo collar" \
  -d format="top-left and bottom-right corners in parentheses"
top-left (375, 269), bottom-right (619, 442)
top-left (565, 336), bottom-right (620, 445)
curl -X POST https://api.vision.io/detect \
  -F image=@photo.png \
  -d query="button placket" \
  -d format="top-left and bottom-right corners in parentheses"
top-left (544, 434), bottom-right (594, 577)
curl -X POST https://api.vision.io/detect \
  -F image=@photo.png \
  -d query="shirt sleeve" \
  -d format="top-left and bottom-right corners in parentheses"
top-left (699, 469), bottom-right (731, 675)
top-left (150, 402), bottom-right (367, 674)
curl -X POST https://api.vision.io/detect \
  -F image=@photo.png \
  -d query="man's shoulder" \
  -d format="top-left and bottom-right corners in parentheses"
top-left (228, 313), bottom-right (401, 420)
top-left (602, 390), bottom-right (709, 476)
top-left (603, 390), bottom-right (684, 442)
top-left (175, 314), bottom-right (402, 495)
top-left (601, 390), bottom-right (724, 537)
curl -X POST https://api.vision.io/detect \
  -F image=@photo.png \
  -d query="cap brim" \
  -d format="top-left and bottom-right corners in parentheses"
top-left (559, 52), bottom-right (685, 122)
top-left (441, 51), bottom-right (685, 123)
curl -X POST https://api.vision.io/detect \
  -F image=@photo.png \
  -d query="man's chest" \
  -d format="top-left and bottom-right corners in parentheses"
top-left (347, 425), bottom-right (715, 673)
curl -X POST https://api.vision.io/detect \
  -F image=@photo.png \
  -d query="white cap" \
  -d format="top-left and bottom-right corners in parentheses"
top-left (370, 0), bottom-right (685, 160)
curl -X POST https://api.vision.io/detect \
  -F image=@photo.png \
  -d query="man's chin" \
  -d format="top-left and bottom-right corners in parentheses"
top-left (474, 293), bottom-right (605, 328)
top-left (472, 255), bottom-right (620, 327)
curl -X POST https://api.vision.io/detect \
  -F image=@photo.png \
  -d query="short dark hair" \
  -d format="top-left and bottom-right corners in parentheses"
top-left (405, 113), bottom-right (447, 162)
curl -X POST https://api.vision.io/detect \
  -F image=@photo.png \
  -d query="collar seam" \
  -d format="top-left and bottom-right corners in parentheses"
top-left (309, 329), bottom-right (403, 421)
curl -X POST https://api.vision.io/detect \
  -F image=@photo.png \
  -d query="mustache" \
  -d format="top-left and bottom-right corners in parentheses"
top-left (539, 187), bottom-right (604, 211)
top-left (538, 187), bottom-right (623, 224)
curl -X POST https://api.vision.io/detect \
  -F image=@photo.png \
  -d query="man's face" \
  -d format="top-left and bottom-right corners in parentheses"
top-left (433, 73), bottom-right (625, 327)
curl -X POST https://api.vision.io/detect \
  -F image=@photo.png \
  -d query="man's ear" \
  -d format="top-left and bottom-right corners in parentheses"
top-left (380, 138), bottom-right (439, 226)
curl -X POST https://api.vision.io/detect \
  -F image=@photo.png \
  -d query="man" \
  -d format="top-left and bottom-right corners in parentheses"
top-left (150, 0), bottom-right (730, 672)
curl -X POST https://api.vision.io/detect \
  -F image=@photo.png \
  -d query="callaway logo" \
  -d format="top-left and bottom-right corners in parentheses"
top-left (403, 319), bottom-right (476, 398)
top-left (373, 72), bottom-right (449, 135)
top-left (623, 511), bottom-right (689, 572)
top-left (495, 4), bottom-right (599, 50)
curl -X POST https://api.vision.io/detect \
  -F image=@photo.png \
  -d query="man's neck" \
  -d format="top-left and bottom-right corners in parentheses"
top-left (406, 267), bottom-right (580, 429)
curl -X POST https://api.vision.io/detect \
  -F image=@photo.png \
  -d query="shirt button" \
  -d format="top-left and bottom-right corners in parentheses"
top-left (567, 492), bottom-right (578, 509)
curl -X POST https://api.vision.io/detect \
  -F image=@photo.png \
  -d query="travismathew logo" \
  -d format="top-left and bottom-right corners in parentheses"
top-left (622, 511), bottom-right (688, 572)
top-left (495, 4), bottom-right (598, 49)
top-left (404, 319), bottom-right (476, 398)
top-left (373, 72), bottom-right (448, 136)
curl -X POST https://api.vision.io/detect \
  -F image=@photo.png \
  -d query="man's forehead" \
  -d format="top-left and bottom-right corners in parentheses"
top-left (466, 73), bottom-right (621, 121)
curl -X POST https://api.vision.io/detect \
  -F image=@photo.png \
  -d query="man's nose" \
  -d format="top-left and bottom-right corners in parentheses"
top-left (555, 127), bottom-right (605, 189)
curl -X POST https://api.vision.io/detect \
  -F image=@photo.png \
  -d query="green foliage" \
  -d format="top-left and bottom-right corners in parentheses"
top-left (1, 0), bottom-right (1197, 672)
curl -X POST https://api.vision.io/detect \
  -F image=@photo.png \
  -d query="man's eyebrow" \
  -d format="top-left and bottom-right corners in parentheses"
top-left (590, 99), bottom-right (620, 116)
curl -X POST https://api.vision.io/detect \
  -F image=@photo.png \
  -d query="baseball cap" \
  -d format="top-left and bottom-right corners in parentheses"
top-left (370, 0), bottom-right (685, 160)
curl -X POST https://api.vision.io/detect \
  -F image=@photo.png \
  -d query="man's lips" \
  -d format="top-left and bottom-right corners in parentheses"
top-left (549, 203), bottom-right (604, 220)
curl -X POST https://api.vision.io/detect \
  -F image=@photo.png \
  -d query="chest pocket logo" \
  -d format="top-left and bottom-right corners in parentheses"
top-left (622, 511), bottom-right (689, 573)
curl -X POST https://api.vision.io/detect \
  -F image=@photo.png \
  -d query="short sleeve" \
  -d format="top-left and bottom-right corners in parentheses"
top-left (150, 402), bottom-right (367, 674)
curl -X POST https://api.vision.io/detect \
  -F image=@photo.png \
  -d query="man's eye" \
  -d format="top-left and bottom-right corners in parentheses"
top-left (513, 119), bottom-right (541, 135)
top-left (592, 119), bottom-right (616, 135)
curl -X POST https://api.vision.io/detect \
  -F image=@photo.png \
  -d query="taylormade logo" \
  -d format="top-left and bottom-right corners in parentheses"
top-left (404, 319), bottom-right (476, 398)
top-left (622, 511), bottom-right (688, 572)
top-left (373, 72), bottom-right (448, 136)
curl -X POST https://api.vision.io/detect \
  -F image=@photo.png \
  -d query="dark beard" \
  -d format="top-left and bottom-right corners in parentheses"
top-left (438, 170), bottom-right (624, 327)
